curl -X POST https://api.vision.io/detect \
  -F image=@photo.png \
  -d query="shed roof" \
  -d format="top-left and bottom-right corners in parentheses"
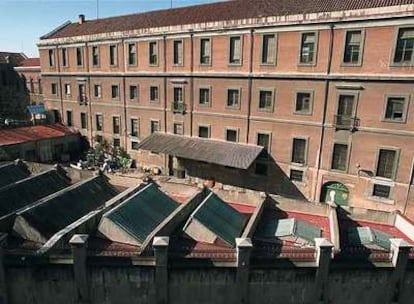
top-left (0, 162), bottom-right (30, 188)
top-left (16, 175), bottom-right (118, 239)
top-left (0, 167), bottom-right (71, 218)
top-left (137, 133), bottom-right (263, 169)
top-left (185, 191), bottom-right (246, 246)
top-left (41, 0), bottom-right (413, 40)
top-left (104, 183), bottom-right (179, 244)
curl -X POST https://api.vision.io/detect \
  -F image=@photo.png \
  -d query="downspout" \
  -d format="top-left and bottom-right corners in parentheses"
top-left (246, 29), bottom-right (254, 144)
top-left (56, 46), bottom-right (64, 122)
top-left (85, 42), bottom-right (94, 146)
top-left (190, 31), bottom-right (194, 137)
top-left (163, 35), bottom-right (168, 172)
top-left (313, 23), bottom-right (334, 202)
top-left (122, 39), bottom-right (128, 149)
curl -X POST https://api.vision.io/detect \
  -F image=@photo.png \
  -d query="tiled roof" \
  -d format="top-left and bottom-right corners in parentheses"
top-left (0, 167), bottom-right (70, 218)
top-left (104, 183), bottom-right (180, 244)
top-left (42, 0), bottom-right (414, 40)
top-left (0, 162), bottom-right (30, 188)
top-left (137, 133), bottom-right (263, 169)
top-left (0, 124), bottom-right (77, 147)
top-left (0, 52), bottom-right (27, 64)
top-left (18, 58), bottom-right (40, 67)
top-left (16, 175), bottom-right (118, 239)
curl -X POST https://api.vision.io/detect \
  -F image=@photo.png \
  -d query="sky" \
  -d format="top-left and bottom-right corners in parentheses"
top-left (0, 0), bottom-right (220, 57)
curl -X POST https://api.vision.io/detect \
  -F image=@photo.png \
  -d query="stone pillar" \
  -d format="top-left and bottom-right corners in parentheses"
top-left (69, 234), bottom-right (90, 304)
top-left (0, 233), bottom-right (8, 304)
top-left (236, 238), bottom-right (253, 304)
top-left (153, 237), bottom-right (170, 304)
top-left (387, 238), bottom-right (412, 304)
top-left (312, 238), bottom-right (334, 304)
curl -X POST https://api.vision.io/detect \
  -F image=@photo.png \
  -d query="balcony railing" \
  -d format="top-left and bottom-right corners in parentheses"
top-left (334, 115), bottom-right (360, 131)
top-left (171, 102), bottom-right (187, 114)
top-left (78, 95), bottom-right (88, 105)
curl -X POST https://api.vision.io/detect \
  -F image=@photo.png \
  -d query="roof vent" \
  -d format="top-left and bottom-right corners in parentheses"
top-left (78, 14), bottom-right (85, 24)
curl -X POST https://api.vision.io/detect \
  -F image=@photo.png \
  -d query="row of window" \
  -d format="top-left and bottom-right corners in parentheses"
top-left (48, 27), bottom-right (414, 68)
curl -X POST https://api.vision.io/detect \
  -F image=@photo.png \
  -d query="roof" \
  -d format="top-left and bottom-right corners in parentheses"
top-left (0, 52), bottom-right (27, 65)
top-left (0, 162), bottom-right (30, 188)
top-left (0, 124), bottom-right (77, 147)
top-left (104, 183), bottom-right (179, 244)
top-left (0, 168), bottom-right (70, 218)
top-left (18, 58), bottom-right (40, 67)
top-left (41, 0), bottom-right (413, 40)
top-left (16, 175), bottom-right (118, 239)
top-left (137, 133), bottom-right (263, 169)
top-left (185, 191), bottom-right (246, 246)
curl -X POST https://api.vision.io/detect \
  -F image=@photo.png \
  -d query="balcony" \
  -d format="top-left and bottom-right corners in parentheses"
top-left (334, 115), bottom-right (360, 131)
top-left (78, 95), bottom-right (88, 106)
top-left (171, 102), bottom-right (187, 114)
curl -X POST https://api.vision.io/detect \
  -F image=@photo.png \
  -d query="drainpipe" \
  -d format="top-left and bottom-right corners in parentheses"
top-left (85, 42), bottom-right (94, 146)
top-left (190, 31), bottom-right (194, 137)
top-left (246, 29), bottom-right (254, 144)
top-left (163, 35), bottom-right (168, 172)
top-left (313, 23), bottom-right (334, 202)
top-left (56, 46), bottom-right (64, 123)
top-left (122, 39), bottom-right (128, 149)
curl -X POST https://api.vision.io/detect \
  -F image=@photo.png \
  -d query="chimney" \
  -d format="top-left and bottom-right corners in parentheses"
top-left (78, 14), bottom-right (85, 24)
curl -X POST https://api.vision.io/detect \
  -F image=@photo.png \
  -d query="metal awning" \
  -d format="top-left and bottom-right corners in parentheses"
top-left (137, 133), bottom-right (263, 170)
top-left (27, 104), bottom-right (45, 115)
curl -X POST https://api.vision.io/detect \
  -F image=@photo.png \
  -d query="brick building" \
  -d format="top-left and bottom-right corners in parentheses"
top-left (38, 0), bottom-right (414, 216)
top-left (14, 58), bottom-right (43, 104)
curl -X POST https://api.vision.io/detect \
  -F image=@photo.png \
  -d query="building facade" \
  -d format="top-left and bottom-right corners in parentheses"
top-left (14, 58), bottom-right (43, 105)
top-left (38, 0), bottom-right (414, 216)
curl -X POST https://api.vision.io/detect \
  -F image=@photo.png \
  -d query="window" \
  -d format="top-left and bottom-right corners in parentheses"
top-left (109, 44), bottom-right (117, 66)
top-left (331, 143), bottom-right (348, 171)
top-left (129, 85), bottom-right (138, 100)
top-left (96, 135), bottom-right (103, 144)
top-left (150, 86), bottom-right (159, 102)
top-left (128, 43), bottom-right (137, 65)
top-left (51, 83), bottom-right (58, 95)
top-left (78, 83), bottom-right (86, 103)
top-left (200, 38), bottom-right (211, 65)
top-left (198, 125), bottom-right (210, 138)
top-left (111, 85), bottom-right (119, 99)
top-left (151, 120), bottom-right (160, 134)
top-left (393, 27), bottom-right (414, 64)
top-left (376, 149), bottom-right (397, 179)
top-left (113, 117), bottom-right (121, 134)
top-left (199, 88), bottom-right (210, 106)
top-left (257, 133), bottom-right (270, 159)
top-left (94, 84), bottom-right (102, 98)
top-left (292, 138), bottom-right (307, 165)
top-left (173, 122), bottom-right (183, 135)
top-left (295, 92), bottom-right (312, 114)
top-left (262, 34), bottom-right (277, 65)
top-left (290, 169), bottom-right (304, 182)
top-left (229, 36), bottom-right (242, 64)
top-left (373, 184), bottom-right (391, 198)
top-left (48, 49), bottom-right (54, 67)
top-left (258, 90), bottom-right (273, 111)
top-left (173, 87), bottom-right (183, 103)
top-left (300, 32), bottom-right (316, 64)
top-left (64, 83), bottom-right (71, 96)
top-left (76, 47), bottom-right (83, 66)
top-left (96, 114), bottom-right (103, 131)
top-left (66, 110), bottom-right (73, 127)
top-left (130, 118), bottom-right (139, 137)
top-left (335, 94), bottom-right (356, 128)
top-left (173, 40), bottom-right (183, 65)
top-left (80, 112), bottom-right (87, 129)
top-left (61, 48), bottom-right (68, 67)
top-left (113, 138), bottom-right (120, 148)
top-left (92, 46), bottom-right (99, 66)
top-left (131, 141), bottom-right (139, 150)
top-left (343, 30), bottom-right (362, 64)
top-left (149, 41), bottom-right (158, 65)
top-left (255, 162), bottom-right (268, 176)
top-left (226, 129), bottom-right (238, 142)
top-left (385, 97), bottom-right (406, 122)
top-left (227, 89), bottom-right (240, 108)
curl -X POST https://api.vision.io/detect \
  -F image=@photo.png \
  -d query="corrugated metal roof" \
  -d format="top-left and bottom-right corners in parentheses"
top-left (0, 162), bottom-right (30, 188)
top-left (137, 133), bottom-right (263, 169)
top-left (105, 183), bottom-right (179, 244)
top-left (0, 168), bottom-right (71, 218)
top-left (189, 191), bottom-right (245, 246)
top-left (42, 0), bottom-right (414, 40)
top-left (17, 175), bottom-right (118, 238)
